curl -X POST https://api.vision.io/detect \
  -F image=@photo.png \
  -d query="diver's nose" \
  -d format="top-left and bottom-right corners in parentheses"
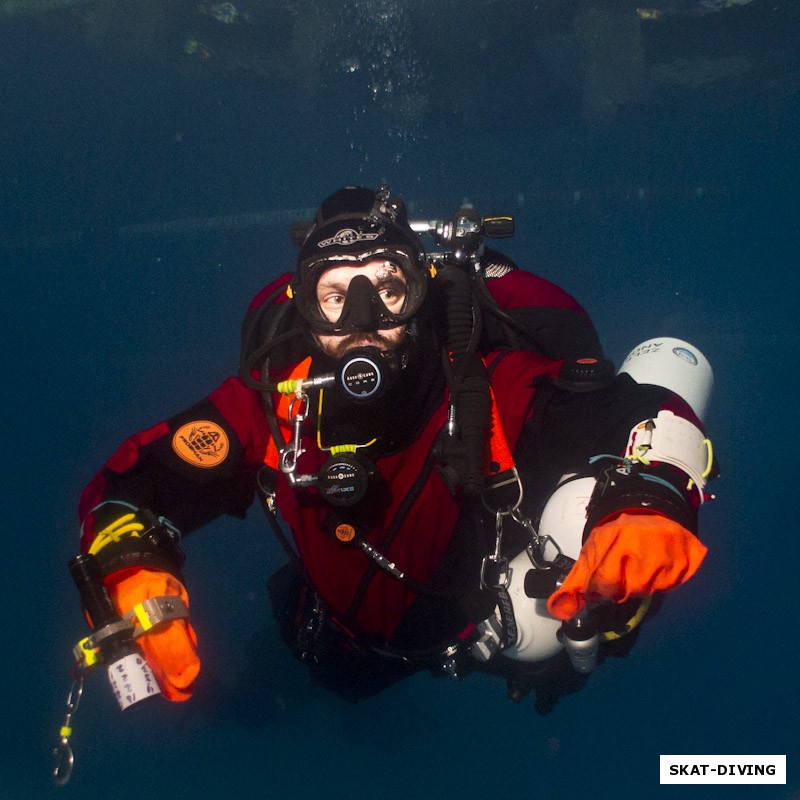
top-left (336, 274), bottom-right (384, 331)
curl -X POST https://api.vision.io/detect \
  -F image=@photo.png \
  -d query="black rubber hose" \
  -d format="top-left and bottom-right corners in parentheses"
top-left (437, 262), bottom-right (475, 372)
top-left (436, 262), bottom-right (492, 494)
top-left (472, 272), bottom-right (523, 350)
top-left (239, 282), bottom-right (293, 379)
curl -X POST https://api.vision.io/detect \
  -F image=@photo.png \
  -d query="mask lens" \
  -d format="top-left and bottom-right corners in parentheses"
top-left (295, 245), bottom-right (427, 335)
top-left (315, 258), bottom-right (409, 326)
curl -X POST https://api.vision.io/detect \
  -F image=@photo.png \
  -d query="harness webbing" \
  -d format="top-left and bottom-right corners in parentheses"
top-left (260, 355), bottom-right (521, 637)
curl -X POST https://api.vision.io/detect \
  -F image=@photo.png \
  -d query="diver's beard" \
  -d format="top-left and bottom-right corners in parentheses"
top-left (313, 318), bottom-right (444, 455)
top-left (316, 329), bottom-right (407, 361)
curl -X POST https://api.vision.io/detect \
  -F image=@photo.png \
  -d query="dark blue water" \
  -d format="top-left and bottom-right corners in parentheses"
top-left (3, 4), bottom-right (799, 798)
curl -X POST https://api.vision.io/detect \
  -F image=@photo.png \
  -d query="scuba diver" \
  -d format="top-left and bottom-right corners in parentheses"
top-left (68, 185), bottom-right (715, 722)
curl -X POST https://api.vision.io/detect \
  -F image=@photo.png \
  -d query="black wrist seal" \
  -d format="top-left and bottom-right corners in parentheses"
top-left (92, 509), bottom-right (187, 582)
top-left (585, 463), bottom-right (698, 537)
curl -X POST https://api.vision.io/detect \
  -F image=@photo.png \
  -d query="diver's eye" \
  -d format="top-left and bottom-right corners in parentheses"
top-left (378, 286), bottom-right (406, 312)
top-left (318, 292), bottom-right (346, 321)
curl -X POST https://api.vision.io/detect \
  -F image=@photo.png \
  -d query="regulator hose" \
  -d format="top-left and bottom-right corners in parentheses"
top-left (237, 291), bottom-right (300, 452)
top-left (436, 261), bottom-right (492, 494)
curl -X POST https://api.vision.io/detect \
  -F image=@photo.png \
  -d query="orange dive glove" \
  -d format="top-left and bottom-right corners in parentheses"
top-left (105, 567), bottom-right (201, 701)
top-left (546, 511), bottom-right (707, 621)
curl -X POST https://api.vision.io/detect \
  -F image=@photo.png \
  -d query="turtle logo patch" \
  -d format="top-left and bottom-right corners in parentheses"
top-left (172, 421), bottom-right (229, 468)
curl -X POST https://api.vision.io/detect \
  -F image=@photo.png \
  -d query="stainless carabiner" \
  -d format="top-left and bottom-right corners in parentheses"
top-left (52, 666), bottom-right (86, 787)
top-left (52, 736), bottom-right (74, 788)
top-left (480, 509), bottom-right (511, 589)
top-left (279, 390), bottom-right (309, 476)
top-left (509, 508), bottom-right (563, 569)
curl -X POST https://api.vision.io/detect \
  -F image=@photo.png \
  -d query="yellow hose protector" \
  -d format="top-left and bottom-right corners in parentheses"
top-left (88, 513), bottom-right (145, 556)
top-left (599, 596), bottom-right (653, 642)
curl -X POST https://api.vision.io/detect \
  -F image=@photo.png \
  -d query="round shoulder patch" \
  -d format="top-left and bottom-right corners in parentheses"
top-left (172, 421), bottom-right (229, 468)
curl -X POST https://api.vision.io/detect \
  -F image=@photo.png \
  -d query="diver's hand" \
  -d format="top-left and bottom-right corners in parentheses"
top-left (105, 567), bottom-right (200, 701)
top-left (546, 511), bottom-right (707, 621)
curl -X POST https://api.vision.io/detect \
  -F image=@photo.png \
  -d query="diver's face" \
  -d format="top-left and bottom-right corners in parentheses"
top-left (315, 260), bottom-right (408, 359)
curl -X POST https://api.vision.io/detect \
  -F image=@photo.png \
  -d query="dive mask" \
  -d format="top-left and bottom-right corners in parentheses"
top-left (296, 251), bottom-right (427, 335)
top-left (292, 186), bottom-right (428, 336)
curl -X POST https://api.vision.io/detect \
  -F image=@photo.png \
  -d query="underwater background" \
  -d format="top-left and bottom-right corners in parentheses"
top-left (2, 1), bottom-right (798, 797)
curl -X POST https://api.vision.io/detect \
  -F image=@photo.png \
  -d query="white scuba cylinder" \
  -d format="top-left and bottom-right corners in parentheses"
top-left (618, 337), bottom-right (713, 422)
top-left (500, 475), bottom-right (596, 664)
top-left (476, 338), bottom-right (714, 669)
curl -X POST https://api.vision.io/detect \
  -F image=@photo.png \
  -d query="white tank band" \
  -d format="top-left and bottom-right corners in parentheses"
top-left (625, 410), bottom-right (712, 501)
